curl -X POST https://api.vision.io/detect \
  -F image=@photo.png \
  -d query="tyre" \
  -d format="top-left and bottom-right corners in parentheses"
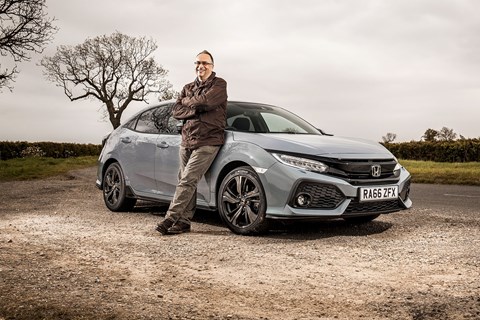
top-left (102, 162), bottom-right (137, 212)
top-left (218, 166), bottom-right (269, 235)
top-left (343, 214), bottom-right (380, 224)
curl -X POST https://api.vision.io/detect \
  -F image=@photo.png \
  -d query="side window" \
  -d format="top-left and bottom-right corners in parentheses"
top-left (124, 117), bottom-right (138, 130)
top-left (135, 109), bottom-right (159, 133)
top-left (135, 105), bottom-right (179, 134)
top-left (152, 105), bottom-right (179, 134)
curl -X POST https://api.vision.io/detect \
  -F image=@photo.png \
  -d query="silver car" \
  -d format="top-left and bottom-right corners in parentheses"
top-left (96, 101), bottom-right (412, 234)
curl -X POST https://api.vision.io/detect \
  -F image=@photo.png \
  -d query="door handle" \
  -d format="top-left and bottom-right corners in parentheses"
top-left (157, 141), bottom-right (169, 148)
top-left (121, 137), bottom-right (131, 143)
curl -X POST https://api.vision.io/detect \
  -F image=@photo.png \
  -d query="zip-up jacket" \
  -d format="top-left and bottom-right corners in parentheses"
top-left (172, 72), bottom-right (228, 149)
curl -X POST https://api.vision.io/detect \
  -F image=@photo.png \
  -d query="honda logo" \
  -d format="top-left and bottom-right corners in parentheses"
top-left (371, 165), bottom-right (382, 178)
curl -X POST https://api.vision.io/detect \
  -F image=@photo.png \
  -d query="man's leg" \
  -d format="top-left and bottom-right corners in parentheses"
top-left (156, 147), bottom-right (191, 234)
top-left (163, 145), bottom-right (220, 227)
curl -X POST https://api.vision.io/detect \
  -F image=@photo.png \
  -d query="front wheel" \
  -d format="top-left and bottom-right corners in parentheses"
top-left (102, 162), bottom-right (136, 212)
top-left (218, 166), bottom-right (269, 235)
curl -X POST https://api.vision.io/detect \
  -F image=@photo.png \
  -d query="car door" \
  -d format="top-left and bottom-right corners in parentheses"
top-left (120, 107), bottom-right (161, 196)
top-left (152, 105), bottom-right (212, 204)
top-left (152, 105), bottom-right (182, 198)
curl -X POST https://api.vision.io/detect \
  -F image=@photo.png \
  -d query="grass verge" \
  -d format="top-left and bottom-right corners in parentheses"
top-left (0, 156), bottom-right (98, 182)
top-left (400, 160), bottom-right (480, 186)
top-left (0, 157), bottom-right (479, 186)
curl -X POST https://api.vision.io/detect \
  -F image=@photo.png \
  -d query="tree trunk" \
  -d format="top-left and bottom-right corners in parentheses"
top-left (111, 117), bottom-right (121, 129)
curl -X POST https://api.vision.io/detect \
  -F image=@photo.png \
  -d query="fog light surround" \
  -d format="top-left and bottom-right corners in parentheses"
top-left (296, 193), bottom-right (312, 207)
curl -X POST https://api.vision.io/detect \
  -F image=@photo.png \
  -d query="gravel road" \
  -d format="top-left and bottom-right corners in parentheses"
top-left (0, 167), bottom-right (479, 320)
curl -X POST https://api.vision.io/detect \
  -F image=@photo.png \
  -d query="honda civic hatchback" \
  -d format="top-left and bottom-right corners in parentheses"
top-left (96, 101), bottom-right (412, 234)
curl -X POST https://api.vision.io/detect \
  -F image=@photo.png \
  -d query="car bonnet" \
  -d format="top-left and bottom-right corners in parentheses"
top-left (232, 132), bottom-right (394, 159)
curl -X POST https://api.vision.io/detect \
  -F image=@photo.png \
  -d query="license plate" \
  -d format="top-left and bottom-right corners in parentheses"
top-left (359, 186), bottom-right (399, 202)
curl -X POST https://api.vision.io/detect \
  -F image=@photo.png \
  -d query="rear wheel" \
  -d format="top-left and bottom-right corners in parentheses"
top-left (102, 162), bottom-right (136, 212)
top-left (218, 166), bottom-right (269, 235)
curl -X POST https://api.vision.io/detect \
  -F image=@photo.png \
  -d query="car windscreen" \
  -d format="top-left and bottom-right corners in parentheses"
top-left (226, 102), bottom-right (320, 134)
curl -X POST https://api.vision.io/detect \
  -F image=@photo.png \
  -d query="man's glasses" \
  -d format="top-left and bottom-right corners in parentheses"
top-left (194, 61), bottom-right (213, 66)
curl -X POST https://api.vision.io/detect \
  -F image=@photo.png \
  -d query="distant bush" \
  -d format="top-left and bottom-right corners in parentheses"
top-left (0, 141), bottom-right (102, 160)
top-left (20, 146), bottom-right (47, 158)
top-left (4, 140), bottom-right (477, 162)
top-left (383, 139), bottom-right (480, 162)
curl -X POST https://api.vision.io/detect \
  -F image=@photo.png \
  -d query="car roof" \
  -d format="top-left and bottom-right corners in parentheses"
top-left (137, 100), bottom-right (281, 114)
top-left (152, 100), bottom-right (277, 108)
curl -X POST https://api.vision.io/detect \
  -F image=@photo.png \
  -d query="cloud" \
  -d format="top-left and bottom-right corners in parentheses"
top-left (1, 0), bottom-right (479, 143)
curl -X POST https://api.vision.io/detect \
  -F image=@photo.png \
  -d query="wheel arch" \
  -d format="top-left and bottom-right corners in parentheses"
top-left (100, 158), bottom-right (136, 199)
top-left (215, 163), bottom-right (269, 235)
top-left (214, 161), bottom-right (251, 207)
top-left (211, 142), bottom-right (276, 210)
top-left (100, 158), bottom-right (119, 189)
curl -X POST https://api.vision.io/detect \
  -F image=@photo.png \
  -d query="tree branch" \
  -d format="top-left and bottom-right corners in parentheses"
top-left (0, 0), bottom-right (57, 90)
top-left (41, 31), bottom-right (173, 129)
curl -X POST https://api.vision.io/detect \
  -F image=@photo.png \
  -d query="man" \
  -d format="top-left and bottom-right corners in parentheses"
top-left (156, 50), bottom-right (228, 235)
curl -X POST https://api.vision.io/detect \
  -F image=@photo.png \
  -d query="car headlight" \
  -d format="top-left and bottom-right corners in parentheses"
top-left (272, 153), bottom-right (329, 173)
top-left (393, 162), bottom-right (403, 177)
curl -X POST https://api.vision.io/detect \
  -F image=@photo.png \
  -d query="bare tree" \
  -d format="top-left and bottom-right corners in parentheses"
top-left (382, 132), bottom-right (397, 143)
top-left (0, 0), bottom-right (57, 91)
top-left (41, 32), bottom-right (175, 129)
top-left (437, 126), bottom-right (457, 141)
top-left (422, 128), bottom-right (438, 142)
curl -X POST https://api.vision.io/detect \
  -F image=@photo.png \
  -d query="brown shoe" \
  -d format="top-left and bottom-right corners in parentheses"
top-left (155, 218), bottom-right (175, 235)
top-left (167, 221), bottom-right (191, 234)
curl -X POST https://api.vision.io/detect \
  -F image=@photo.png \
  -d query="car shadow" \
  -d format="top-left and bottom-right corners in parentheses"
top-left (133, 201), bottom-right (226, 228)
top-left (132, 201), bottom-right (169, 215)
top-left (133, 202), bottom-right (393, 239)
top-left (265, 219), bottom-right (393, 240)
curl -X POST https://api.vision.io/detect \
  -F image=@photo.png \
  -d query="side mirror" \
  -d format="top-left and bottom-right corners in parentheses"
top-left (317, 128), bottom-right (333, 136)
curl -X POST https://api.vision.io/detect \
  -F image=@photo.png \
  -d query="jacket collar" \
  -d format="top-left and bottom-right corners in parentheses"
top-left (195, 72), bottom-right (216, 87)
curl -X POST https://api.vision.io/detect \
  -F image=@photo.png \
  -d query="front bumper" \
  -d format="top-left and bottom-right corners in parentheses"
top-left (260, 163), bottom-right (412, 219)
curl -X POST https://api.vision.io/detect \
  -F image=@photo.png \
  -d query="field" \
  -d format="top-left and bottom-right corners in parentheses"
top-left (0, 156), bottom-right (97, 181)
top-left (400, 159), bottom-right (480, 185)
top-left (1, 157), bottom-right (480, 185)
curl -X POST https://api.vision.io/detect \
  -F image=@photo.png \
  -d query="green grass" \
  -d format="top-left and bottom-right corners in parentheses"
top-left (0, 156), bottom-right (98, 182)
top-left (400, 160), bottom-right (480, 186)
top-left (1, 157), bottom-right (479, 186)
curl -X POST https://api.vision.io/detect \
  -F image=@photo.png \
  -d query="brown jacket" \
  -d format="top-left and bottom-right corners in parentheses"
top-left (172, 72), bottom-right (228, 149)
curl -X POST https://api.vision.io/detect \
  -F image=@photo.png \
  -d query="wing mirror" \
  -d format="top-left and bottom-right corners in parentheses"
top-left (317, 128), bottom-right (333, 136)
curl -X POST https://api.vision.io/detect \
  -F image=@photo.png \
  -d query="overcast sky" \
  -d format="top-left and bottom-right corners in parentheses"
top-left (1, 0), bottom-right (479, 144)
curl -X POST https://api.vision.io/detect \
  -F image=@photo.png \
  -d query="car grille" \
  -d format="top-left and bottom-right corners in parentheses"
top-left (291, 182), bottom-right (345, 209)
top-left (314, 157), bottom-right (399, 185)
top-left (345, 199), bottom-right (403, 214)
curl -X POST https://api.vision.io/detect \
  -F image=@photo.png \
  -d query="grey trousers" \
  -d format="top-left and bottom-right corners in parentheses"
top-left (165, 145), bottom-right (220, 224)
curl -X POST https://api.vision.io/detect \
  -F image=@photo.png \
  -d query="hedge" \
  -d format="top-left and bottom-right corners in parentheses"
top-left (0, 141), bottom-right (102, 160)
top-left (383, 139), bottom-right (480, 162)
top-left (3, 139), bottom-right (479, 163)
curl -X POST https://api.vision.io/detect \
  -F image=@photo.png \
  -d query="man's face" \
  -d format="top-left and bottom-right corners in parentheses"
top-left (195, 53), bottom-right (214, 81)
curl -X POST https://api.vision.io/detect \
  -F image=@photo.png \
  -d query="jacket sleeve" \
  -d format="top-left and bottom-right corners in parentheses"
top-left (172, 86), bottom-right (197, 120)
top-left (181, 78), bottom-right (227, 113)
